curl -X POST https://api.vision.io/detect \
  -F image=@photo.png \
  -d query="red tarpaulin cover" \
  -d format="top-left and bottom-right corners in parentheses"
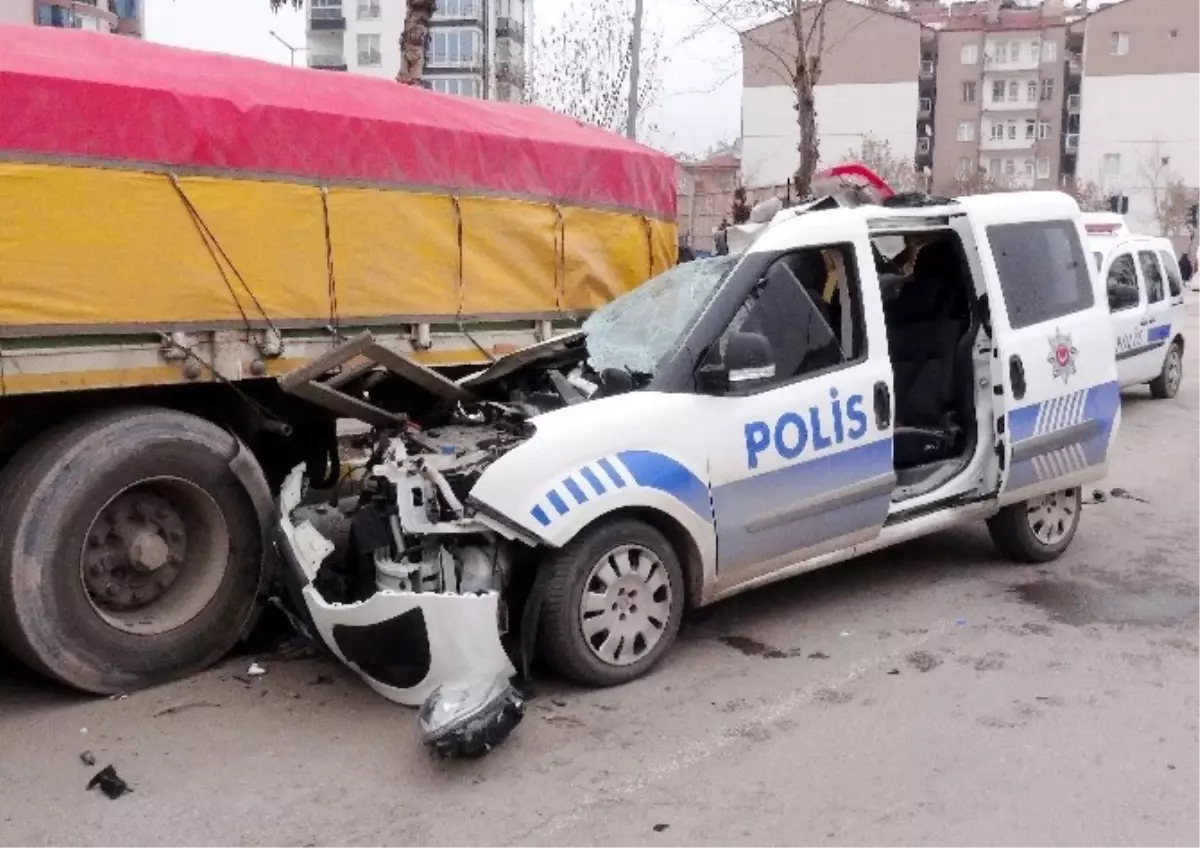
top-left (0, 25), bottom-right (676, 219)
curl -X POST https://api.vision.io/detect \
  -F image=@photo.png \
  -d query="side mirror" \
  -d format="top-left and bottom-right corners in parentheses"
top-left (698, 332), bottom-right (776, 393)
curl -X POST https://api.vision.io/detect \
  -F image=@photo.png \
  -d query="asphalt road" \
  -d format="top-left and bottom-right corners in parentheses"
top-left (2, 305), bottom-right (1197, 847)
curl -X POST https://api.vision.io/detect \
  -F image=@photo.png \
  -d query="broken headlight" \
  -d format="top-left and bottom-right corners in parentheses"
top-left (418, 673), bottom-right (525, 758)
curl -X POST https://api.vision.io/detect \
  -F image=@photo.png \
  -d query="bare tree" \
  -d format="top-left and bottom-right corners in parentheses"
top-left (1153, 180), bottom-right (1200, 240)
top-left (841, 135), bottom-right (919, 193)
top-left (941, 166), bottom-right (1018, 197)
top-left (1064, 178), bottom-right (1109, 213)
top-left (397, 0), bottom-right (436, 86)
top-left (525, 0), bottom-right (662, 137)
top-left (687, 0), bottom-right (839, 196)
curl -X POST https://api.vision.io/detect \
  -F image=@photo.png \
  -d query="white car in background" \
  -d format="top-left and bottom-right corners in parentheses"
top-left (1085, 214), bottom-right (1188, 399)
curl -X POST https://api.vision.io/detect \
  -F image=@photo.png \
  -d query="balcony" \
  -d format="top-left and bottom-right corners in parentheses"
top-left (1067, 93), bottom-right (1081, 113)
top-left (916, 137), bottom-right (932, 155)
top-left (920, 58), bottom-right (935, 77)
top-left (496, 16), bottom-right (525, 42)
top-left (1064, 133), bottom-right (1079, 152)
top-left (918, 97), bottom-right (933, 118)
top-left (1066, 54), bottom-right (1082, 77)
top-left (309, 5), bottom-right (345, 30)
top-left (309, 53), bottom-right (348, 71)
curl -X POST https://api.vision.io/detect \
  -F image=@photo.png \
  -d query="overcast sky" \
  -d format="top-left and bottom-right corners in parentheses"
top-left (145, 0), bottom-right (742, 156)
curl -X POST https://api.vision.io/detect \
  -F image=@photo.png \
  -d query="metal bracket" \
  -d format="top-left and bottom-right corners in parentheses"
top-left (278, 331), bottom-right (475, 427)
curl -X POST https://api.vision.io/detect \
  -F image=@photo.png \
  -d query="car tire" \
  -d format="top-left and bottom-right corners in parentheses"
top-left (1149, 340), bottom-right (1183, 399)
top-left (987, 487), bottom-right (1082, 564)
top-left (537, 518), bottom-right (685, 687)
top-left (0, 408), bottom-right (265, 694)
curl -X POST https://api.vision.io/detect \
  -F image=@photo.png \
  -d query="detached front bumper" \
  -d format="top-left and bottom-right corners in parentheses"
top-left (273, 468), bottom-right (516, 709)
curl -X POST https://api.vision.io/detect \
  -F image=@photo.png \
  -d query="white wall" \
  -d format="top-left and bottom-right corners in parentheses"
top-left (741, 82), bottom-right (918, 189)
top-left (0, 0), bottom-right (31, 26)
top-left (342, 5), bottom-right (404, 79)
top-left (1077, 73), bottom-right (1200, 236)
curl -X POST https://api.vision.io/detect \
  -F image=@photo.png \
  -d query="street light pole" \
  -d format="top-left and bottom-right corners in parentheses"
top-left (268, 29), bottom-right (304, 67)
top-left (625, 0), bottom-right (644, 140)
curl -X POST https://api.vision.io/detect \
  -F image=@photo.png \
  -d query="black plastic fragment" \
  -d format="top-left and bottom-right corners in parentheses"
top-left (86, 765), bottom-right (131, 800)
top-left (429, 687), bottom-right (525, 759)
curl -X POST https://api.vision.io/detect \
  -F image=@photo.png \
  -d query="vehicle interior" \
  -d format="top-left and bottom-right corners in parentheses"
top-left (873, 232), bottom-right (983, 497)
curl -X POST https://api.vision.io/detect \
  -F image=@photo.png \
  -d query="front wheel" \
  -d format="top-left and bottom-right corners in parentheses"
top-left (987, 487), bottom-right (1082, 564)
top-left (1149, 341), bottom-right (1183, 399)
top-left (537, 518), bottom-right (685, 687)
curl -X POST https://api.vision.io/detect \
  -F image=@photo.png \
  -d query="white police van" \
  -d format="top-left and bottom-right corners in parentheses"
top-left (1084, 214), bottom-right (1188, 398)
top-left (277, 186), bottom-right (1122, 745)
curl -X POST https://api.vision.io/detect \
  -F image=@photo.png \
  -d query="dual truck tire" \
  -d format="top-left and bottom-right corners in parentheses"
top-left (0, 408), bottom-right (266, 694)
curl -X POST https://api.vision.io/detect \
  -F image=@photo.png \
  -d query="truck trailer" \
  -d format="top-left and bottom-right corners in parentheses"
top-left (0, 26), bottom-right (676, 693)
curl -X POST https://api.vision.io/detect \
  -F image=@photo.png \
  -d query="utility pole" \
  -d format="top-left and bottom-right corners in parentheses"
top-left (625, 0), bottom-right (644, 139)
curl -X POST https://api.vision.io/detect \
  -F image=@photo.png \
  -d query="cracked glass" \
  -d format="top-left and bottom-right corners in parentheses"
top-left (581, 256), bottom-right (737, 376)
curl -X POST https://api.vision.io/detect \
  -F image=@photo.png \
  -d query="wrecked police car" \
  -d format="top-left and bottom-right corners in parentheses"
top-left (277, 189), bottom-right (1122, 753)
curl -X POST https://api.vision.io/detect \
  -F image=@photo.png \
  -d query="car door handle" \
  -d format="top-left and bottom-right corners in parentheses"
top-left (1009, 354), bottom-right (1026, 401)
top-left (874, 381), bottom-right (891, 430)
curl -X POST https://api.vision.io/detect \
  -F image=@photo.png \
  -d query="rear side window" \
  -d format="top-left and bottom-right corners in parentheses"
top-left (1138, 251), bottom-right (1165, 303)
top-left (1158, 250), bottom-right (1183, 297)
top-left (987, 220), bottom-right (1094, 329)
top-left (1106, 254), bottom-right (1140, 312)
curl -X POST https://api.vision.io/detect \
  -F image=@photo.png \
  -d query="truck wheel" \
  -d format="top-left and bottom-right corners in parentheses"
top-left (987, 487), bottom-right (1082, 564)
top-left (0, 408), bottom-right (266, 694)
top-left (1149, 340), bottom-right (1183, 399)
top-left (538, 518), bottom-right (685, 687)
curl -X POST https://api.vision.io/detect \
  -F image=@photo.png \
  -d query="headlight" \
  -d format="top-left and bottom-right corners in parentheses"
top-left (418, 673), bottom-right (525, 758)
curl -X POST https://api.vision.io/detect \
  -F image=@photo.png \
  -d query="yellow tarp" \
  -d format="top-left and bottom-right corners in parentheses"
top-left (0, 162), bottom-right (677, 331)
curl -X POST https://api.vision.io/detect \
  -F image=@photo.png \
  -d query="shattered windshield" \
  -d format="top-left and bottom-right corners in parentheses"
top-left (582, 256), bottom-right (737, 376)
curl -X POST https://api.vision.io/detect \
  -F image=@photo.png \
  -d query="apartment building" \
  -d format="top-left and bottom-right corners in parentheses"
top-left (0, 0), bottom-right (141, 36)
top-left (1074, 0), bottom-right (1199, 237)
top-left (740, 0), bottom-right (925, 189)
top-left (306, 0), bottom-right (528, 102)
top-left (927, 2), bottom-right (1076, 193)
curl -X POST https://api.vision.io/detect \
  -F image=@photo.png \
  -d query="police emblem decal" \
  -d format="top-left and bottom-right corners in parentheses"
top-left (1047, 329), bottom-right (1078, 383)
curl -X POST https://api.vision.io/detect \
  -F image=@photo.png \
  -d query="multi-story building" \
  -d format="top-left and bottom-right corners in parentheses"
top-left (306, 0), bottom-right (528, 102)
top-left (926, 0), bottom-right (1077, 194)
top-left (1074, 0), bottom-right (1199, 238)
top-left (740, 0), bottom-right (926, 189)
top-left (0, 0), bottom-right (142, 36)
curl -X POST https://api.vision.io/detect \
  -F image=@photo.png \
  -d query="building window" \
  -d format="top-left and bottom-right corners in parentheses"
top-left (958, 158), bottom-right (975, 176)
top-left (35, 3), bottom-right (75, 26)
top-left (1009, 41), bottom-right (1020, 62)
top-left (112, 0), bottom-right (138, 18)
top-left (1007, 121), bottom-right (1018, 140)
top-left (989, 158), bottom-right (1001, 176)
top-left (1038, 120), bottom-right (1052, 140)
top-left (990, 122), bottom-right (1004, 141)
top-left (993, 43), bottom-right (1008, 64)
top-left (436, 0), bottom-right (480, 19)
top-left (1008, 80), bottom-right (1020, 101)
top-left (1025, 119), bottom-right (1036, 140)
top-left (357, 33), bottom-right (381, 67)
top-left (1022, 159), bottom-right (1035, 179)
top-left (1004, 159), bottom-right (1016, 176)
top-left (1027, 80), bottom-right (1038, 101)
top-left (1030, 40), bottom-right (1040, 61)
top-left (962, 44), bottom-right (978, 64)
top-left (357, 0), bottom-right (380, 20)
top-left (962, 81), bottom-right (977, 102)
top-left (1040, 78), bottom-right (1055, 101)
top-left (1042, 40), bottom-right (1057, 62)
top-left (958, 121), bottom-right (976, 142)
top-left (431, 77), bottom-right (481, 97)
top-left (1110, 31), bottom-right (1129, 56)
top-left (1037, 158), bottom-right (1051, 179)
top-left (991, 80), bottom-right (1006, 102)
top-left (429, 28), bottom-right (481, 65)
top-left (1103, 153), bottom-right (1121, 176)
